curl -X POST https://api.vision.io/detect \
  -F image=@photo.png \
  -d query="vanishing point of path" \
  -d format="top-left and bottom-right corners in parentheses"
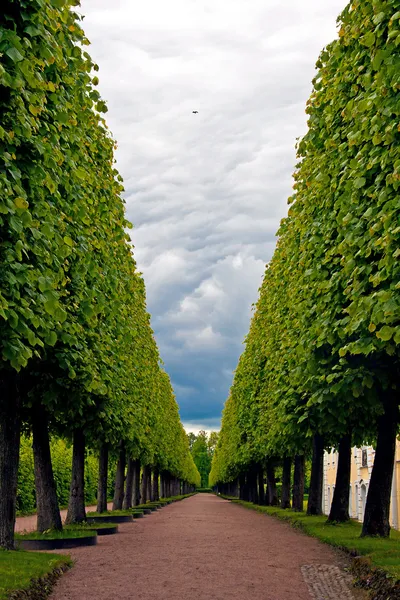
top-left (50, 494), bottom-right (361, 600)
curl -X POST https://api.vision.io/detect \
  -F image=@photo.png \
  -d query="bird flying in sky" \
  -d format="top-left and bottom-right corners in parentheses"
top-left (192, 110), bottom-right (198, 114)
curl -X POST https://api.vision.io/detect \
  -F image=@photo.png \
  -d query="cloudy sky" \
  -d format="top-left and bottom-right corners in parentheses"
top-left (80, 0), bottom-right (345, 433)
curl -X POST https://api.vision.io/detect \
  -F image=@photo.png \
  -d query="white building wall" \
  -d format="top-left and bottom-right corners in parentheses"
top-left (323, 444), bottom-right (398, 530)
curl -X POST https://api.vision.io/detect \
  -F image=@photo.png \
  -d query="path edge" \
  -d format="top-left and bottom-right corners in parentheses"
top-left (7, 559), bottom-right (72, 600)
top-left (218, 495), bottom-right (400, 600)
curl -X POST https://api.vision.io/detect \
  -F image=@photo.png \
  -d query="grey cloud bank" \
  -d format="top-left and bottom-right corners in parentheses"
top-left (80, 0), bottom-right (346, 429)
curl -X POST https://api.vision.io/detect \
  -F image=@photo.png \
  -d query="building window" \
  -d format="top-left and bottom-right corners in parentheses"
top-left (362, 449), bottom-right (368, 468)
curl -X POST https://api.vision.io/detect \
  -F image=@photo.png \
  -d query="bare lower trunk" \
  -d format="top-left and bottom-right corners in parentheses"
top-left (113, 445), bottom-right (126, 510)
top-left (147, 467), bottom-right (152, 500)
top-left (281, 457), bottom-right (292, 509)
top-left (152, 467), bottom-right (160, 501)
top-left (132, 459), bottom-right (141, 506)
top-left (32, 404), bottom-right (62, 531)
top-left (230, 478), bottom-right (239, 498)
top-left (239, 472), bottom-right (246, 500)
top-left (0, 371), bottom-right (20, 549)
top-left (362, 391), bottom-right (398, 537)
top-left (247, 465), bottom-right (259, 504)
top-left (123, 458), bottom-right (134, 510)
top-left (65, 429), bottom-right (86, 524)
top-left (258, 465), bottom-right (265, 505)
top-left (307, 434), bottom-right (324, 516)
top-left (328, 434), bottom-right (351, 523)
top-left (163, 472), bottom-right (169, 498)
top-left (97, 443), bottom-right (108, 514)
top-left (239, 472), bottom-right (249, 501)
top-left (266, 462), bottom-right (278, 506)
top-left (292, 454), bottom-right (305, 511)
top-left (141, 465), bottom-right (150, 503)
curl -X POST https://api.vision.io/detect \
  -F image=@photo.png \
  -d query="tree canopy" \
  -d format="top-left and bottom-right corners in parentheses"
top-left (210, 0), bottom-right (399, 537)
top-left (0, 0), bottom-right (199, 549)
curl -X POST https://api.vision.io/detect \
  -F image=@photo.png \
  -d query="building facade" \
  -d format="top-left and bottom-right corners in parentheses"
top-left (323, 440), bottom-right (400, 529)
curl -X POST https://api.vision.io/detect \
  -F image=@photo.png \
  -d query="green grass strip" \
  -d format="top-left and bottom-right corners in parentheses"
top-left (15, 529), bottom-right (96, 540)
top-left (0, 549), bottom-right (71, 600)
top-left (65, 522), bottom-right (116, 531)
top-left (86, 510), bottom-right (133, 517)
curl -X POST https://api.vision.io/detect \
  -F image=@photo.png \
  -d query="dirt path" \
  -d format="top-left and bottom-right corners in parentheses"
top-left (49, 494), bottom-right (360, 600)
top-left (15, 503), bottom-right (113, 532)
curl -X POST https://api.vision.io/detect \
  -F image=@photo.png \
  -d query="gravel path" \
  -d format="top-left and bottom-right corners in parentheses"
top-left (49, 494), bottom-right (360, 600)
top-left (15, 503), bottom-right (113, 532)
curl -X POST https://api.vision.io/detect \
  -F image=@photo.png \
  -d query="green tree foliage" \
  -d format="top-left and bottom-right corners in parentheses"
top-left (0, 0), bottom-right (199, 546)
top-left (189, 431), bottom-right (218, 487)
top-left (210, 0), bottom-right (399, 537)
top-left (208, 431), bottom-right (219, 457)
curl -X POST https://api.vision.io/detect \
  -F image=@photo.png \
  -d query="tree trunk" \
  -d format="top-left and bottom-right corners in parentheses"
top-left (307, 434), bottom-right (324, 516)
top-left (266, 462), bottom-right (278, 506)
top-left (0, 371), bottom-right (21, 549)
top-left (160, 472), bottom-right (165, 498)
top-left (123, 458), bottom-right (134, 510)
top-left (281, 457), bottom-right (292, 509)
top-left (239, 472), bottom-right (247, 500)
top-left (132, 459), bottom-right (141, 506)
top-left (328, 434), bottom-right (352, 523)
top-left (292, 454), bottom-right (305, 511)
top-left (32, 404), bottom-right (62, 532)
top-left (97, 443), bottom-right (108, 514)
top-left (163, 472), bottom-right (169, 498)
top-left (248, 465), bottom-right (259, 504)
top-left (65, 429), bottom-right (86, 524)
top-left (258, 465), bottom-right (265, 505)
top-left (152, 467), bottom-right (160, 501)
top-left (141, 465), bottom-right (150, 503)
top-left (113, 445), bottom-right (126, 510)
top-left (147, 467), bottom-right (152, 500)
top-left (362, 391), bottom-right (398, 537)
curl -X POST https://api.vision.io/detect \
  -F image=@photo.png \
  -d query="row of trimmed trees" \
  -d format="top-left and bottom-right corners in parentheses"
top-left (0, 0), bottom-right (199, 549)
top-left (210, 0), bottom-right (399, 538)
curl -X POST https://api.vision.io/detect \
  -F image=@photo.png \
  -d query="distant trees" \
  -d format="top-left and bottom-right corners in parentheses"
top-left (188, 431), bottom-right (219, 487)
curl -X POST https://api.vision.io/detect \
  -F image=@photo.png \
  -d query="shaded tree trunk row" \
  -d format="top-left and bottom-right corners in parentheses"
top-left (0, 371), bottom-right (21, 549)
top-left (32, 405), bottom-right (62, 532)
top-left (65, 429), bottom-right (86, 524)
top-left (307, 434), bottom-right (324, 516)
top-left (113, 444), bottom-right (126, 510)
top-left (123, 458), bottom-right (135, 510)
top-left (2, 393), bottom-right (396, 550)
top-left (292, 454), bottom-right (305, 511)
top-left (97, 443), bottom-right (109, 514)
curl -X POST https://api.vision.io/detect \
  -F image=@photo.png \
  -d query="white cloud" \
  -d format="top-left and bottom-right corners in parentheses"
top-left (183, 422), bottom-right (221, 435)
top-left (80, 0), bottom-right (346, 423)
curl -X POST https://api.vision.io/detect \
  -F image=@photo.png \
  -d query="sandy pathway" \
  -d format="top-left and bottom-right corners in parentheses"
top-left (15, 503), bottom-right (113, 532)
top-left (49, 494), bottom-right (359, 600)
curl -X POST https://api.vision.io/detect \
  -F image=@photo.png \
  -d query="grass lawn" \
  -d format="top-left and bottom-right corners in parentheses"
top-left (15, 529), bottom-right (96, 540)
top-left (230, 499), bottom-right (400, 579)
top-left (86, 509), bottom-right (133, 517)
top-left (65, 522), bottom-right (116, 531)
top-left (0, 549), bottom-right (71, 600)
